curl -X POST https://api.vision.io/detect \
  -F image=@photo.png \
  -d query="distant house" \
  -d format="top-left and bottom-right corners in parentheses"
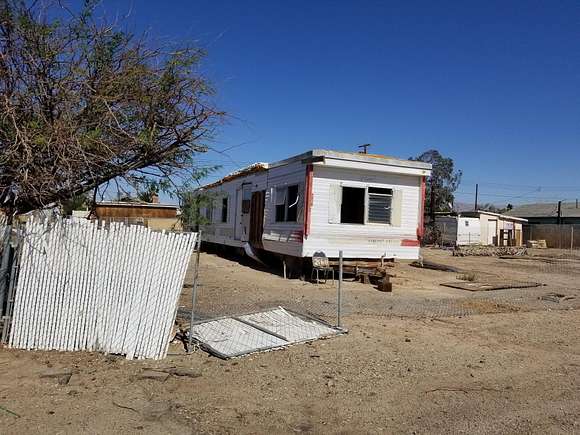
top-left (95, 199), bottom-right (180, 231)
top-left (432, 210), bottom-right (527, 246)
top-left (505, 202), bottom-right (580, 225)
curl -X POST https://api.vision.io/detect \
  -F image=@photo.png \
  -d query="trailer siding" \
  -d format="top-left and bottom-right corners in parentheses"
top-left (201, 171), bottom-right (267, 247)
top-left (201, 163), bottom-right (307, 256)
top-left (303, 165), bottom-right (422, 259)
top-left (261, 161), bottom-right (306, 257)
top-left (199, 150), bottom-right (431, 260)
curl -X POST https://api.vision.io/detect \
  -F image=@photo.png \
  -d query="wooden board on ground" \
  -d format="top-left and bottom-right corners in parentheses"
top-left (440, 281), bottom-right (543, 292)
top-left (411, 260), bottom-right (460, 273)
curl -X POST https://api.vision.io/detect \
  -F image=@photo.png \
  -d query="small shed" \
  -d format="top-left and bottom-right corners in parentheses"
top-left (435, 215), bottom-right (482, 246)
top-left (95, 201), bottom-right (180, 231)
top-left (433, 210), bottom-right (527, 246)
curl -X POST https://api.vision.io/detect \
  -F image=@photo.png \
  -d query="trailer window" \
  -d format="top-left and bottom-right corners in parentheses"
top-left (221, 197), bottom-right (228, 223)
top-left (275, 187), bottom-right (286, 222)
top-left (241, 185), bottom-right (252, 214)
top-left (275, 185), bottom-right (300, 222)
top-left (286, 185), bottom-right (299, 222)
top-left (367, 187), bottom-right (392, 224)
top-left (340, 187), bottom-right (365, 224)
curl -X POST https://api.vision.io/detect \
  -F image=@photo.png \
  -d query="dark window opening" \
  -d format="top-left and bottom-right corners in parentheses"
top-left (275, 185), bottom-right (300, 222)
top-left (275, 204), bottom-right (286, 222)
top-left (368, 187), bottom-right (392, 224)
top-left (275, 186), bottom-right (286, 222)
top-left (286, 185), bottom-right (299, 222)
top-left (221, 197), bottom-right (228, 223)
top-left (340, 187), bottom-right (365, 224)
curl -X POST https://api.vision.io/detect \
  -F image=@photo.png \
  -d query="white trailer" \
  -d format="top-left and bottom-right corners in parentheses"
top-left (196, 150), bottom-right (431, 262)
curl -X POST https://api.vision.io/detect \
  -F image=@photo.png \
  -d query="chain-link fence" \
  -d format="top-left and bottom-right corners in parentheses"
top-left (178, 246), bottom-right (345, 326)
top-left (177, 239), bottom-right (580, 337)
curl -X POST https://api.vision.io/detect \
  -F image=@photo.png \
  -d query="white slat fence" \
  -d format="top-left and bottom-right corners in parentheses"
top-left (8, 218), bottom-right (197, 359)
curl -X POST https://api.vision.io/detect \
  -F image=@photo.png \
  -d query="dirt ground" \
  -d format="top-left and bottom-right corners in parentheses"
top-left (1, 248), bottom-right (580, 434)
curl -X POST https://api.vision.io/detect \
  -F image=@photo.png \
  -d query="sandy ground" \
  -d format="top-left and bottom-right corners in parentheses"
top-left (1, 249), bottom-right (580, 434)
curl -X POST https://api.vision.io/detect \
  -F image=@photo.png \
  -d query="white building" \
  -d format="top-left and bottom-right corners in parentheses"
top-left (434, 211), bottom-right (527, 246)
top-left (196, 149), bottom-right (432, 262)
top-left (436, 215), bottom-right (482, 246)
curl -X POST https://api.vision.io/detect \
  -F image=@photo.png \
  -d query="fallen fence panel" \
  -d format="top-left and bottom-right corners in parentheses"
top-left (8, 218), bottom-right (197, 360)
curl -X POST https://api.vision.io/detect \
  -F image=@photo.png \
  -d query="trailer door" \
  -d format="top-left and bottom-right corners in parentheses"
top-left (235, 183), bottom-right (252, 242)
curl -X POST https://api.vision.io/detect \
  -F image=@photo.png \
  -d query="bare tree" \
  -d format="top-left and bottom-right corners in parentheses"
top-left (0, 0), bottom-right (224, 221)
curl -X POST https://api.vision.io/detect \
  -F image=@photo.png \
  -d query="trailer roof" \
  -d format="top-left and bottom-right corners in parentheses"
top-left (198, 149), bottom-right (431, 189)
top-left (269, 149), bottom-right (432, 170)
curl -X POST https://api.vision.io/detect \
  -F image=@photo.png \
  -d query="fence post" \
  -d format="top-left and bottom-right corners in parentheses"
top-left (571, 226), bottom-right (574, 252)
top-left (337, 250), bottom-right (343, 328)
top-left (188, 230), bottom-right (202, 353)
top-left (1, 235), bottom-right (20, 344)
top-left (0, 224), bottom-right (12, 319)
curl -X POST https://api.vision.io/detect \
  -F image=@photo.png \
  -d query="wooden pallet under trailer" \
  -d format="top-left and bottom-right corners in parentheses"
top-left (326, 260), bottom-right (394, 292)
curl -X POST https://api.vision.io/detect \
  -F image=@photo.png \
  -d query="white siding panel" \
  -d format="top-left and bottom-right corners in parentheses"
top-left (303, 165), bottom-right (421, 259)
top-left (200, 171), bottom-right (268, 248)
top-left (328, 185), bottom-right (342, 224)
top-left (457, 218), bottom-right (482, 245)
top-left (261, 162), bottom-right (306, 256)
top-left (200, 163), bottom-right (306, 257)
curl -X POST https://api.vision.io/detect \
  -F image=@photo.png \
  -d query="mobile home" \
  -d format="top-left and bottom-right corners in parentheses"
top-left (196, 150), bottom-right (431, 263)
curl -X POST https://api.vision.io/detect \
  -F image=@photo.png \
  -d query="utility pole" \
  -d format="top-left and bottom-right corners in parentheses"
top-left (358, 144), bottom-right (371, 154)
top-left (474, 184), bottom-right (479, 211)
top-left (557, 200), bottom-right (562, 225)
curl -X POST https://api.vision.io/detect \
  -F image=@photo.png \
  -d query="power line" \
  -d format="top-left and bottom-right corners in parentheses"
top-left (454, 191), bottom-right (575, 202)
top-left (460, 179), bottom-right (580, 191)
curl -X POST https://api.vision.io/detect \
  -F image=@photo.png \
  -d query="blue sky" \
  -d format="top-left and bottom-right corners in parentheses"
top-left (96, 0), bottom-right (579, 205)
